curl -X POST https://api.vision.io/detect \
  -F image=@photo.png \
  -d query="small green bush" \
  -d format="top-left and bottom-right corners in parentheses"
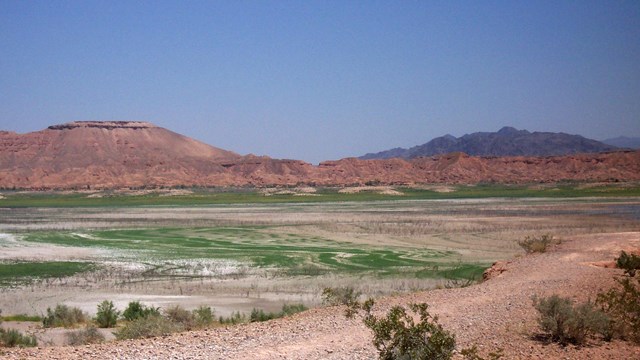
top-left (597, 277), bottom-right (640, 343)
top-left (115, 315), bottom-right (181, 340)
top-left (249, 303), bottom-right (308, 323)
top-left (122, 301), bottom-right (160, 321)
top-left (280, 303), bottom-right (307, 316)
top-left (42, 304), bottom-right (87, 328)
top-left (249, 308), bottom-right (274, 323)
top-left (0, 328), bottom-right (37, 347)
top-left (533, 295), bottom-right (609, 345)
top-left (95, 300), bottom-right (119, 328)
top-left (164, 305), bottom-right (195, 330)
top-left (518, 234), bottom-right (556, 253)
top-left (360, 300), bottom-right (456, 360)
top-left (218, 311), bottom-right (246, 325)
top-left (66, 325), bottom-right (105, 345)
top-left (193, 305), bottom-right (214, 327)
top-left (616, 251), bottom-right (640, 277)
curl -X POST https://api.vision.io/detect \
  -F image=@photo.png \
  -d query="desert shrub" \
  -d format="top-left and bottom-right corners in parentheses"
top-left (193, 305), bottom-right (214, 327)
top-left (66, 325), bottom-right (105, 345)
top-left (345, 297), bottom-right (455, 360)
top-left (597, 277), bottom-right (640, 343)
top-left (218, 311), bottom-right (246, 325)
top-left (122, 301), bottom-right (160, 321)
top-left (42, 304), bottom-right (87, 328)
top-left (322, 286), bottom-right (361, 318)
top-left (280, 303), bottom-right (307, 316)
top-left (164, 305), bottom-right (195, 330)
top-left (250, 308), bottom-right (275, 323)
top-left (322, 286), bottom-right (361, 306)
top-left (95, 300), bottom-right (119, 328)
top-left (616, 251), bottom-right (640, 277)
top-left (533, 295), bottom-right (609, 345)
top-left (249, 303), bottom-right (308, 323)
top-left (517, 234), bottom-right (556, 253)
top-left (115, 314), bottom-right (180, 340)
top-left (460, 345), bottom-right (503, 360)
top-left (0, 328), bottom-right (37, 347)
top-left (444, 278), bottom-right (475, 289)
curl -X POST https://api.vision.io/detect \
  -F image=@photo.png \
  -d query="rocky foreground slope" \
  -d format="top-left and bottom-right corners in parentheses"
top-left (5, 232), bottom-right (640, 359)
top-left (1, 121), bottom-right (640, 189)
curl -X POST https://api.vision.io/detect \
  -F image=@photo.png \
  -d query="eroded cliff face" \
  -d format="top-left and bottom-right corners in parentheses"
top-left (1, 121), bottom-right (639, 189)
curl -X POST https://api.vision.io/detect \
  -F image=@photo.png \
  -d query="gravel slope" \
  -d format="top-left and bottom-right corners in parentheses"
top-left (5, 232), bottom-right (640, 359)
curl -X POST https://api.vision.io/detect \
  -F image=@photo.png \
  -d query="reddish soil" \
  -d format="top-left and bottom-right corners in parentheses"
top-left (4, 232), bottom-right (640, 359)
top-left (1, 121), bottom-right (640, 189)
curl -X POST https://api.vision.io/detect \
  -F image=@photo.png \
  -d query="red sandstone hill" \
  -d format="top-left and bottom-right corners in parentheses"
top-left (1, 121), bottom-right (639, 189)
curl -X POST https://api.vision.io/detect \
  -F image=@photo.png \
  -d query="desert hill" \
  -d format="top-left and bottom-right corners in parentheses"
top-left (360, 126), bottom-right (617, 159)
top-left (1, 121), bottom-right (640, 189)
top-left (0, 121), bottom-right (241, 189)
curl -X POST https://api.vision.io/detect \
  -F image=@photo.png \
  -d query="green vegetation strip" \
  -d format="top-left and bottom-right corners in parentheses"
top-left (0, 261), bottom-right (94, 286)
top-left (1, 314), bottom-right (43, 322)
top-left (22, 228), bottom-right (483, 278)
top-left (2, 184), bottom-right (639, 207)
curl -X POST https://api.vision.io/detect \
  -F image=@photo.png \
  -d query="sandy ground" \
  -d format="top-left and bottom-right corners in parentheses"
top-left (3, 231), bottom-right (640, 359)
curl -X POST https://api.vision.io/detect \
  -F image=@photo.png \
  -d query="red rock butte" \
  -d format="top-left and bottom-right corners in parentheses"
top-left (1, 121), bottom-right (639, 189)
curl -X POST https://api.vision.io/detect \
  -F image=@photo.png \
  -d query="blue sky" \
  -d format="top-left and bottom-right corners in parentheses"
top-left (1, 1), bottom-right (639, 163)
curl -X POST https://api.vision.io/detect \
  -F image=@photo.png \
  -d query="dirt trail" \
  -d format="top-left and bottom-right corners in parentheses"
top-left (5, 232), bottom-right (640, 359)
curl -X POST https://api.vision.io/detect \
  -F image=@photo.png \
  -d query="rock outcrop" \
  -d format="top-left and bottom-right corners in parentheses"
top-left (1, 122), bottom-right (639, 189)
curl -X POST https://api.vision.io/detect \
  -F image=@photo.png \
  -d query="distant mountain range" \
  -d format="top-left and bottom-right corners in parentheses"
top-left (601, 136), bottom-right (640, 150)
top-left (360, 127), bottom-right (618, 159)
top-left (1, 122), bottom-right (639, 189)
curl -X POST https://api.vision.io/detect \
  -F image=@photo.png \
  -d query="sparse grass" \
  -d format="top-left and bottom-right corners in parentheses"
top-left (66, 325), bottom-right (105, 345)
top-left (115, 314), bottom-right (181, 340)
top-left (1, 314), bottom-right (42, 322)
top-left (0, 261), bottom-right (94, 286)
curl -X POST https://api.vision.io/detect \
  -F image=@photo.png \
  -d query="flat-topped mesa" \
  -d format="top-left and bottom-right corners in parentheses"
top-left (48, 121), bottom-right (156, 130)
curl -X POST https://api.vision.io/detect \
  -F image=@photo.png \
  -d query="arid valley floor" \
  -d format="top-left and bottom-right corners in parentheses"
top-left (1, 191), bottom-right (640, 358)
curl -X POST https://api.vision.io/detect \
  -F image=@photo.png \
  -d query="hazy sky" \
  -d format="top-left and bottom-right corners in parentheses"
top-left (1, 1), bottom-right (639, 163)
